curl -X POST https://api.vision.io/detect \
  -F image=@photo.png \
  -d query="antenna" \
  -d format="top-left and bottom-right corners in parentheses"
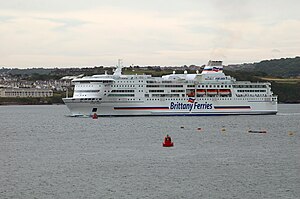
top-left (118, 59), bottom-right (122, 68)
top-left (113, 59), bottom-right (123, 76)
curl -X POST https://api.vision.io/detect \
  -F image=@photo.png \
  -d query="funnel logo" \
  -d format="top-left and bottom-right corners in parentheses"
top-left (188, 98), bottom-right (195, 103)
top-left (213, 67), bottom-right (222, 72)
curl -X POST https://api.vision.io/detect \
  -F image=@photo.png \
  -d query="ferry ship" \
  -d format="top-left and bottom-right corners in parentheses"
top-left (63, 60), bottom-right (277, 116)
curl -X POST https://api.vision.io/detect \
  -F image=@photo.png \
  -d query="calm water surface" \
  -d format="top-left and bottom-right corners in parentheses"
top-left (0, 104), bottom-right (299, 198)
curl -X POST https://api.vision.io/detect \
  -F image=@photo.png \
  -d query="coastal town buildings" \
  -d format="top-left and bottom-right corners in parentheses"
top-left (0, 75), bottom-right (71, 98)
top-left (0, 88), bottom-right (53, 97)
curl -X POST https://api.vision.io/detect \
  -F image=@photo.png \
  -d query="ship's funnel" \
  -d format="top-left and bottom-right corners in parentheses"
top-left (201, 60), bottom-right (223, 74)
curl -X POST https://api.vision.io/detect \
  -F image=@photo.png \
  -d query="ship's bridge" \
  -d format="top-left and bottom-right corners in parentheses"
top-left (72, 77), bottom-right (115, 99)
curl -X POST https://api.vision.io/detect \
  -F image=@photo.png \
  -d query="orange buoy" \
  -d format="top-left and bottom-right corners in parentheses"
top-left (162, 134), bottom-right (174, 147)
top-left (92, 113), bottom-right (98, 119)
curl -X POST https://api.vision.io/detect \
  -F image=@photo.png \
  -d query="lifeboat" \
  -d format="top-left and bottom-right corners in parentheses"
top-left (196, 89), bottom-right (206, 95)
top-left (163, 135), bottom-right (174, 147)
top-left (207, 89), bottom-right (218, 95)
top-left (219, 89), bottom-right (231, 95)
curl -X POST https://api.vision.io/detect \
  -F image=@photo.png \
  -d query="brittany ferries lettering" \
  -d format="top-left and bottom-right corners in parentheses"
top-left (63, 60), bottom-right (277, 116)
top-left (170, 102), bottom-right (213, 111)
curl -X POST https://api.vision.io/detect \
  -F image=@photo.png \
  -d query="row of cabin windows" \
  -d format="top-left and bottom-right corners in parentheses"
top-left (108, 94), bottom-right (135, 97)
top-left (102, 95), bottom-right (272, 100)
top-left (77, 83), bottom-right (265, 89)
top-left (86, 94), bottom-right (273, 101)
top-left (152, 94), bottom-right (181, 97)
top-left (78, 98), bottom-right (102, 101)
top-left (147, 81), bottom-right (194, 84)
top-left (110, 90), bottom-right (144, 93)
top-left (147, 84), bottom-right (232, 88)
top-left (171, 90), bottom-right (185, 92)
top-left (108, 98), bottom-right (142, 101)
top-left (116, 80), bottom-right (144, 83)
top-left (111, 84), bottom-right (232, 88)
top-left (148, 89), bottom-right (231, 93)
top-left (236, 94), bottom-right (268, 97)
top-left (75, 83), bottom-right (235, 89)
top-left (146, 85), bottom-right (184, 88)
top-left (237, 90), bottom-right (267, 93)
top-left (147, 94), bottom-right (232, 98)
top-left (75, 90), bottom-right (100, 93)
top-left (233, 85), bottom-right (267, 88)
top-left (78, 97), bottom-right (273, 102)
top-left (113, 85), bottom-right (134, 87)
top-left (111, 90), bottom-right (135, 93)
top-left (149, 90), bottom-right (164, 93)
top-left (77, 89), bottom-right (144, 94)
top-left (197, 85), bottom-right (231, 88)
top-left (146, 98), bottom-right (270, 101)
top-left (112, 85), bottom-right (144, 87)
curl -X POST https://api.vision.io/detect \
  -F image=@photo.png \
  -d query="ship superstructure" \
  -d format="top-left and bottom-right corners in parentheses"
top-left (63, 60), bottom-right (277, 116)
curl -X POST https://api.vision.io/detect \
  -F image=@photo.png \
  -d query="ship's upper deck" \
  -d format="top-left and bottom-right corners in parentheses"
top-left (70, 60), bottom-right (272, 86)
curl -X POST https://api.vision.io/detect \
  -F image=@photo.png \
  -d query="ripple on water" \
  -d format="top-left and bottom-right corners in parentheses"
top-left (0, 104), bottom-right (299, 198)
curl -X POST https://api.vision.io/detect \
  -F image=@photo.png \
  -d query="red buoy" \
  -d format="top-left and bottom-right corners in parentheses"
top-left (92, 113), bottom-right (98, 119)
top-left (162, 134), bottom-right (174, 147)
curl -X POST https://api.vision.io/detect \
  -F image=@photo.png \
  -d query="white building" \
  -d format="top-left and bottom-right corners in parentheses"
top-left (0, 88), bottom-right (53, 98)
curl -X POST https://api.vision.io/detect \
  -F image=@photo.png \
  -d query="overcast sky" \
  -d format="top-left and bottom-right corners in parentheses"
top-left (1, 0), bottom-right (299, 68)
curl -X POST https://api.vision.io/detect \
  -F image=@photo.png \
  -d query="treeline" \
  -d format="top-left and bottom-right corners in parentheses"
top-left (224, 70), bottom-right (300, 103)
top-left (231, 56), bottom-right (300, 77)
top-left (272, 82), bottom-right (300, 103)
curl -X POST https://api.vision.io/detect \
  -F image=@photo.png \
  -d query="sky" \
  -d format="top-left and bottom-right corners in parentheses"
top-left (0, 0), bottom-right (300, 68)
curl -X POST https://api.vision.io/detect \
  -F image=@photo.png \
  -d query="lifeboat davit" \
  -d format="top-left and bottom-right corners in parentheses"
top-left (163, 135), bottom-right (174, 147)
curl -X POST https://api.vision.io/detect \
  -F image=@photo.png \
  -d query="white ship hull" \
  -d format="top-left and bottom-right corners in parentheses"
top-left (63, 98), bottom-right (277, 116)
top-left (63, 60), bottom-right (278, 117)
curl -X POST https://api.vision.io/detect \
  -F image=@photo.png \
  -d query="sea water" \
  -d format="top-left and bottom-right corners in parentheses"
top-left (0, 104), bottom-right (299, 198)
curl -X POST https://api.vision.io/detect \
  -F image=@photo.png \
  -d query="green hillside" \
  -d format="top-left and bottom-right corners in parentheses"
top-left (230, 56), bottom-right (300, 77)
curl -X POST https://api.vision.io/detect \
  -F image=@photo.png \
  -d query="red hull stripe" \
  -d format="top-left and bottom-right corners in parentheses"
top-left (114, 107), bottom-right (169, 110)
top-left (214, 106), bottom-right (251, 109)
